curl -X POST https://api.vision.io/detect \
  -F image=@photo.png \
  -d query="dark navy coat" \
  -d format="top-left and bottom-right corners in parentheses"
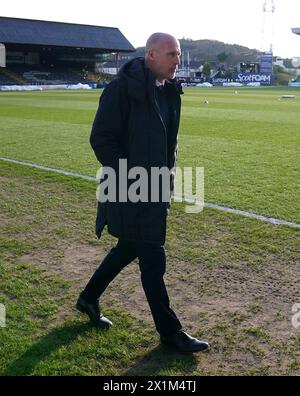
top-left (90, 57), bottom-right (183, 245)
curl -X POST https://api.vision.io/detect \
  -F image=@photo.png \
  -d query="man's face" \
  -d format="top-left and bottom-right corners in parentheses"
top-left (149, 39), bottom-right (181, 81)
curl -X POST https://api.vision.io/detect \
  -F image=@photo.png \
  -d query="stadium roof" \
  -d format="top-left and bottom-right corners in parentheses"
top-left (0, 16), bottom-right (135, 52)
top-left (292, 28), bottom-right (300, 35)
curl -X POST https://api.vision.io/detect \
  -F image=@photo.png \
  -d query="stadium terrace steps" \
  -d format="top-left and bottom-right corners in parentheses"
top-left (0, 65), bottom-right (115, 86)
top-left (1, 66), bottom-right (92, 86)
top-left (0, 68), bottom-right (26, 85)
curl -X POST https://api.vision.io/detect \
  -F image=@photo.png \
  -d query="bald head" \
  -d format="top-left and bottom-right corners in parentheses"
top-left (146, 33), bottom-right (179, 53)
top-left (145, 33), bottom-right (181, 82)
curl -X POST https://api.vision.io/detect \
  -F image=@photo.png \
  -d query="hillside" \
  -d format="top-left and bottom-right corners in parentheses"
top-left (129, 38), bottom-right (261, 68)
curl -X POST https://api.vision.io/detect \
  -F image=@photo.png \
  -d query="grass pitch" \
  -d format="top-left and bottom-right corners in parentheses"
top-left (0, 87), bottom-right (299, 222)
top-left (0, 87), bottom-right (299, 376)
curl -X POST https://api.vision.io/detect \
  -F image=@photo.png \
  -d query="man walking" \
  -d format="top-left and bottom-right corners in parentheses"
top-left (76, 33), bottom-right (209, 353)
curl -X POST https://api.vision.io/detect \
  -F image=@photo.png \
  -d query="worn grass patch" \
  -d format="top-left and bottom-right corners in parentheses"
top-left (0, 161), bottom-right (299, 375)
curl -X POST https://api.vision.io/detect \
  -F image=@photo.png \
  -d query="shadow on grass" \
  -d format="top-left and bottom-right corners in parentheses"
top-left (122, 344), bottom-right (199, 376)
top-left (2, 322), bottom-right (91, 376)
top-left (2, 322), bottom-right (199, 376)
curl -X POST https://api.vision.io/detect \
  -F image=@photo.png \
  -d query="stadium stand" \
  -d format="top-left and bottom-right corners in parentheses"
top-left (0, 17), bottom-right (135, 87)
top-left (0, 68), bottom-right (16, 85)
top-left (7, 65), bottom-right (86, 85)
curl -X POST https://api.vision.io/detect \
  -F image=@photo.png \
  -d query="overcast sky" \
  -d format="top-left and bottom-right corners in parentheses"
top-left (1, 0), bottom-right (300, 58)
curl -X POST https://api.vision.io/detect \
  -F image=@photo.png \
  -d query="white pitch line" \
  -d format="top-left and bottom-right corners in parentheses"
top-left (0, 157), bottom-right (96, 181)
top-left (1, 156), bottom-right (300, 229)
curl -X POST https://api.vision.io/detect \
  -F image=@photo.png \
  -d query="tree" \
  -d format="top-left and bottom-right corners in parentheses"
top-left (203, 63), bottom-right (211, 79)
top-left (217, 51), bottom-right (230, 63)
top-left (273, 65), bottom-right (296, 86)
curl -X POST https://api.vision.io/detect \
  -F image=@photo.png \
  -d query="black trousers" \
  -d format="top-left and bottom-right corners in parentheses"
top-left (81, 239), bottom-right (182, 336)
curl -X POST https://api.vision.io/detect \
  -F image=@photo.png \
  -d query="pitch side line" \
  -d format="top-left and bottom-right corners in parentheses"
top-left (0, 157), bottom-right (96, 181)
top-left (1, 156), bottom-right (299, 229)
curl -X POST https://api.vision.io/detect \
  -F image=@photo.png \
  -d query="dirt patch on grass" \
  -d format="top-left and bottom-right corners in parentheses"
top-left (18, 241), bottom-right (147, 315)
top-left (18, 240), bottom-right (299, 330)
top-left (19, 242), bottom-right (105, 285)
top-left (18, 240), bottom-right (215, 335)
top-left (0, 213), bottom-right (11, 227)
top-left (3, 170), bottom-right (299, 375)
top-left (15, 236), bottom-right (300, 375)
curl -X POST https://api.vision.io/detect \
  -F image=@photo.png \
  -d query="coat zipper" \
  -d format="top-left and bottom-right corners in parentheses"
top-left (152, 88), bottom-right (168, 166)
top-left (152, 88), bottom-right (170, 211)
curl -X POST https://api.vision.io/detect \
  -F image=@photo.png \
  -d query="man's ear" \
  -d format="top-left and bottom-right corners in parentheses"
top-left (147, 48), bottom-right (155, 61)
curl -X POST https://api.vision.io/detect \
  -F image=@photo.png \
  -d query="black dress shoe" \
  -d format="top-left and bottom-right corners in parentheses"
top-left (160, 330), bottom-right (209, 353)
top-left (76, 296), bottom-right (112, 329)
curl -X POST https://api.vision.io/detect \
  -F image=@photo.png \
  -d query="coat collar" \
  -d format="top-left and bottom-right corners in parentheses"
top-left (118, 57), bottom-right (183, 102)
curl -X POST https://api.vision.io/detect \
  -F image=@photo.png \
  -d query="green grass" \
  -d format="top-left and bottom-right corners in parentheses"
top-left (0, 262), bottom-right (158, 376)
top-left (179, 88), bottom-right (300, 223)
top-left (0, 87), bottom-right (299, 223)
top-left (0, 161), bottom-right (299, 376)
top-left (0, 88), bottom-right (300, 222)
top-left (0, 87), bottom-right (300, 376)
